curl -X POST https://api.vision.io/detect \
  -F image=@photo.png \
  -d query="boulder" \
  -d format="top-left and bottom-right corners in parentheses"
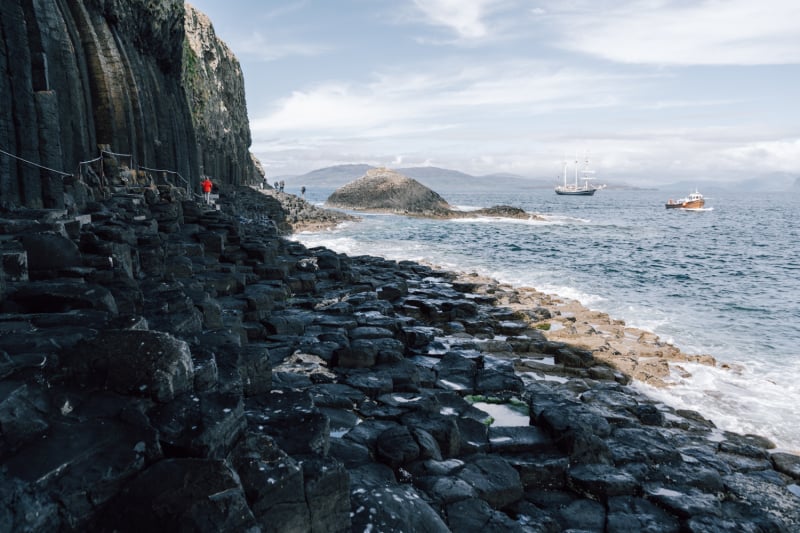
top-left (229, 434), bottom-right (310, 532)
top-left (606, 496), bottom-right (680, 533)
top-left (446, 498), bottom-right (526, 532)
top-left (376, 426), bottom-right (421, 468)
top-left (772, 452), bottom-right (800, 480)
top-left (456, 455), bottom-right (523, 509)
top-left (19, 233), bottom-right (81, 278)
top-left (99, 458), bottom-right (258, 532)
top-left (5, 280), bottom-right (118, 315)
top-left (567, 463), bottom-right (640, 502)
top-left (59, 329), bottom-right (194, 402)
top-left (350, 484), bottom-right (450, 533)
top-left (149, 391), bottom-right (245, 459)
top-left (301, 456), bottom-right (351, 533)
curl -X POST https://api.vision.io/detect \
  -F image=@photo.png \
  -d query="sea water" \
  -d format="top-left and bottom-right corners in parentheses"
top-left (292, 188), bottom-right (800, 451)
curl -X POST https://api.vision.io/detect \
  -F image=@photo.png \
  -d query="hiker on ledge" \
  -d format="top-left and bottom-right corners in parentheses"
top-left (201, 177), bottom-right (213, 204)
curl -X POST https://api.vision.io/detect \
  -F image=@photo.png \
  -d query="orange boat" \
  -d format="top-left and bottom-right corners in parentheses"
top-left (666, 190), bottom-right (705, 209)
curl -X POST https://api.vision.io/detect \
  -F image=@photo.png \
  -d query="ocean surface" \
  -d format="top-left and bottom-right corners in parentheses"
top-left (291, 187), bottom-right (800, 451)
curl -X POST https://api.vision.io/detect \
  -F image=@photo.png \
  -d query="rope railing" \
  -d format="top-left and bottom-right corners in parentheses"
top-left (138, 165), bottom-right (200, 198)
top-left (138, 165), bottom-right (181, 178)
top-left (77, 154), bottom-right (102, 166)
top-left (1, 144), bottom-right (209, 202)
top-left (0, 147), bottom-right (73, 177)
top-left (101, 149), bottom-right (131, 158)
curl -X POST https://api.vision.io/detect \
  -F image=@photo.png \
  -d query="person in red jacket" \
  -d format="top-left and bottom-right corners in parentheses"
top-left (201, 176), bottom-right (213, 204)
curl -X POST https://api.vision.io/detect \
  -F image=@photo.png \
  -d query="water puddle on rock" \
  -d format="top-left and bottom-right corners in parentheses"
top-left (467, 397), bottom-right (530, 427)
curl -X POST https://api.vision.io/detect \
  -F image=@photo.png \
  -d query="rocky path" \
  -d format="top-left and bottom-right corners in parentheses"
top-left (1, 185), bottom-right (798, 532)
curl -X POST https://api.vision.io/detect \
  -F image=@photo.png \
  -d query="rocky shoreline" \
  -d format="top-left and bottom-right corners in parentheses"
top-left (1, 185), bottom-right (798, 531)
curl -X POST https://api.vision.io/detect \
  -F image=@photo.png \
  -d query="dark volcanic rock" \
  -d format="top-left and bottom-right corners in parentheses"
top-left (230, 434), bottom-right (311, 531)
top-left (60, 329), bottom-right (194, 402)
top-left (0, 0), bottom-right (260, 212)
top-left (350, 484), bottom-right (450, 533)
top-left (99, 458), bottom-right (258, 532)
top-left (457, 454), bottom-right (524, 509)
top-left (326, 167), bottom-right (452, 215)
top-left (1, 177), bottom-right (798, 532)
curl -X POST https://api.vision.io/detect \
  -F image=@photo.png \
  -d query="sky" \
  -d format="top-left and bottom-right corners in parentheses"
top-left (186, 0), bottom-right (800, 185)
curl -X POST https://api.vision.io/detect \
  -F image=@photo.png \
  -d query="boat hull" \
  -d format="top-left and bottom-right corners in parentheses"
top-left (665, 199), bottom-right (704, 209)
top-left (555, 188), bottom-right (596, 196)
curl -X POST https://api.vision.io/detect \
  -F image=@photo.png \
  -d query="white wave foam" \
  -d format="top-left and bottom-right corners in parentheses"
top-left (540, 214), bottom-right (591, 224)
top-left (492, 272), bottom-right (606, 308)
top-left (448, 216), bottom-right (553, 226)
top-left (633, 360), bottom-right (800, 451)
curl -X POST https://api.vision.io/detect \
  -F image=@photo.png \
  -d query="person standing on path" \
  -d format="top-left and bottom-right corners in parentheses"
top-left (201, 176), bottom-right (213, 204)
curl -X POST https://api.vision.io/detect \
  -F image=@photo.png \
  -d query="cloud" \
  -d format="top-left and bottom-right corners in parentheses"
top-left (722, 138), bottom-right (800, 170)
top-left (411, 0), bottom-right (500, 39)
top-left (250, 60), bottom-right (641, 139)
top-left (232, 31), bottom-right (330, 62)
top-left (642, 99), bottom-right (743, 111)
top-left (552, 0), bottom-right (800, 66)
top-left (250, 83), bottom-right (416, 134)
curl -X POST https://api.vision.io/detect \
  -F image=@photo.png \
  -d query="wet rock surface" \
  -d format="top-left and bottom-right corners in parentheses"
top-left (1, 186), bottom-right (798, 532)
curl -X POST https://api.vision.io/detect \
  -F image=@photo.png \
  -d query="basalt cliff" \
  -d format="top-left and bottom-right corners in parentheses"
top-left (0, 0), bottom-right (260, 211)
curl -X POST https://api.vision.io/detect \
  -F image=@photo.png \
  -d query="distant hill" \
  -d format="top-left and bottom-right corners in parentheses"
top-left (275, 164), bottom-right (798, 194)
top-left (274, 164), bottom-right (371, 188)
top-left (278, 164), bottom-right (554, 195)
top-left (731, 172), bottom-right (800, 192)
top-left (664, 172), bottom-right (800, 193)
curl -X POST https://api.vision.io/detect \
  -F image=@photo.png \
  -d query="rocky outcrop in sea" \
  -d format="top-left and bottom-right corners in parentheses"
top-left (326, 168), bottom-right (453, 216)
top-left (326, 168), bottom-right (545, 221)
top-left (1, 183), bottom-right (798, 532)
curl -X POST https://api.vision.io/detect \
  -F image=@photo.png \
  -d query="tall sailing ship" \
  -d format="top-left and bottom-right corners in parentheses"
top-left (555, 155), bottom-right (604, 196)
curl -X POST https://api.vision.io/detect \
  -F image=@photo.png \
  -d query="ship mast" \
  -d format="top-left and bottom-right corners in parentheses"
top-left (574, 153), bottom-right (579, 187)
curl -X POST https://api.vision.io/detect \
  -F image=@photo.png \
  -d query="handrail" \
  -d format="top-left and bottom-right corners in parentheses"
top-left (0, 147), bottom-right (72, 176)
top-left (2, 145), bottom-right (206, 201)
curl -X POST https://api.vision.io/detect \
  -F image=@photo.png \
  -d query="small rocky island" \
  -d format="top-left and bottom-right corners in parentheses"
top-left (326, 168), bottom-right (453, 216)
top-left (326, 168), bottom-right (544, 221)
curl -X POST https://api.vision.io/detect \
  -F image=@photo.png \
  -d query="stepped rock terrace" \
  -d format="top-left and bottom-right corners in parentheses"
top-left (1, 183), bottom-right (798, 531)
